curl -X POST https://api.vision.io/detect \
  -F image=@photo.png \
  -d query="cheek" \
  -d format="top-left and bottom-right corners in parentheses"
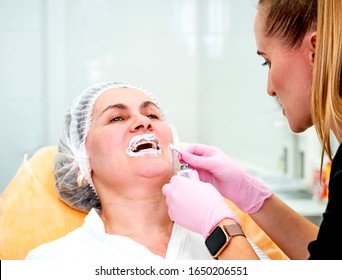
top-left (86, 130), bottom-right (121, 164)
top-left (270, 62), bottom-right (290, 89)
top-left (161, 125), bottom-right (175, 146)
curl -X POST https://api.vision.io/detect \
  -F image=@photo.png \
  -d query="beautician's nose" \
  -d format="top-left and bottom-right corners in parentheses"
top-left (266, 75), bottom-right (276, 97)
top-left (130, 114), bottom-right (152, 132)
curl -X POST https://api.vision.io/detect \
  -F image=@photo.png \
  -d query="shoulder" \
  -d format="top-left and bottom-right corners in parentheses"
top-left (25, 210), bottom-right (102, 260)
top-left (25, 226), bottom-right (88, 260)
top-left (331, 143), bottom-right (342, 177)
top-left (330, 145), bottom-right (342, 192)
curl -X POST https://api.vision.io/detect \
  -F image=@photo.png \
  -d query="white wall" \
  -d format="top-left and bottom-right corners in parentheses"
top-left (0, 0), bottom-right (45, 191)
top-left (0, 0), bottom-right (323, 193)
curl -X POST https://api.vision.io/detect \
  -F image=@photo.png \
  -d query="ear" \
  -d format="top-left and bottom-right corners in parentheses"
top-left (308, 31), bottom-right (316, 65)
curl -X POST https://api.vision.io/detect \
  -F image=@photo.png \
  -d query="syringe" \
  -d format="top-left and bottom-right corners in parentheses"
top-left (177, 163), bottom-right (192, 178)
top-left (169, 144), bottom-right (192, 178)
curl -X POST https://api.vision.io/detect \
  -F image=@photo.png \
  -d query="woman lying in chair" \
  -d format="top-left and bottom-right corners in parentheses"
top-left (25, 81), bottom-right (268, 260)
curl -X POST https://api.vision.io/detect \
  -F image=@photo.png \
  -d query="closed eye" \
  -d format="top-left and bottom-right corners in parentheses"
top-left (261, 60), bottom-right (271, 68)
top-left (257, 51), bottom-right (271, 68)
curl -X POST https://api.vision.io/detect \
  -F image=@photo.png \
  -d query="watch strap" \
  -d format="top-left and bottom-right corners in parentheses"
top-left (223, 224), bottom-right (245, 238)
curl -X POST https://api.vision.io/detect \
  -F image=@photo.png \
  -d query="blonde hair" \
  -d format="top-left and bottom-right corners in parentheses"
top-left (258, 0), bottom-right (342, 170)
top-left (312, 0), bottom-right (342, 167)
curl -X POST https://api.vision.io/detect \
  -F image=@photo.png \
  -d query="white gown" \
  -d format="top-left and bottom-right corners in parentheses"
top-left (26, 208), bottom-right (268, 260)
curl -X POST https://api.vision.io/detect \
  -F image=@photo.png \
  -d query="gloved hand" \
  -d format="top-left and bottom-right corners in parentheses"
top-left (162, 169), bottom-right (240, 238)
top-left (179, 143), bottom-right (272, 214)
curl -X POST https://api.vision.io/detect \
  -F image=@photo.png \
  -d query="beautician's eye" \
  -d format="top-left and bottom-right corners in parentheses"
top-left (261, 60), bottom-right (271, 68)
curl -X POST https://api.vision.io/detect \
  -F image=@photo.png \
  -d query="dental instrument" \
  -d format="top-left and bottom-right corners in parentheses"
top-left (169, 144), bottom-right (193, 178)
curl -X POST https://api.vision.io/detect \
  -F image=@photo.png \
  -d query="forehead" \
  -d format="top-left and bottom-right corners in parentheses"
top-left (254, 9), bottom-right (287, 56)
top-left (254, 9), bottom-right (267, 45)
top-left (94, 87), bottom-right (153, 111)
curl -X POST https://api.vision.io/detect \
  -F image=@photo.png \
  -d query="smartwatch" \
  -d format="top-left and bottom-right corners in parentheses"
top-left (205, 224), bottom-right (245, 259)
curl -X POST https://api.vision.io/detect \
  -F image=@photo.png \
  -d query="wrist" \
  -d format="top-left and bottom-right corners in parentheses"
top-left (210, 218), bottom-right (239, 234)
top-left (202, 200), bottom-right (241, 238)
top-left (235, 173), bottom-right (273, 213)
top-left (205, 223), bottom-right (246, 259)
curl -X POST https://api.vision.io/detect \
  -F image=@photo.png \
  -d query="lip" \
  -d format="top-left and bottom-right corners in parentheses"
top-left (278, 101), bottom-right (285, 115)
top-left (126, 133), bottom-right (161, 157)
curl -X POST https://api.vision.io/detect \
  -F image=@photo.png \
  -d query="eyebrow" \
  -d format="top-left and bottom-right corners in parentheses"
top-left (100, 101), bottom-right (160, 116)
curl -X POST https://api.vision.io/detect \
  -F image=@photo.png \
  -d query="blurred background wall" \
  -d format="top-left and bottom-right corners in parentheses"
top-left (0, 0), bottom-right (328, 193)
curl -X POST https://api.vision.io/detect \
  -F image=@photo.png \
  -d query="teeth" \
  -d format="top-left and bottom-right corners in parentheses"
top-left (127, 133), bottom-right (160, 154)
top-left (131, 140), bottom-right (158, 152)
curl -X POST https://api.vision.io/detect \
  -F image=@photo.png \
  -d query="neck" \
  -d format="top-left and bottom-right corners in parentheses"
top-left (100, 195), bottom-right (172, 233)
top-left (98, 180), bottom-right (173, 257)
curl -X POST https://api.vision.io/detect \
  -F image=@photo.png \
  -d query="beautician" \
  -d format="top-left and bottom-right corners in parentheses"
top-left (163, 0), bottom-right (342, 260)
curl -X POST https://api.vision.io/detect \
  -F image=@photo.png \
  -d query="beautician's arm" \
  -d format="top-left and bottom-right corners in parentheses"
top-left (216, 195), bottom-right (318, 260)
top-left (249, 195), bottom-right (319, 260)
top-left (172, 143), bottom-right (319, 259)
top-left (215, 218), bottom-right (260, 260)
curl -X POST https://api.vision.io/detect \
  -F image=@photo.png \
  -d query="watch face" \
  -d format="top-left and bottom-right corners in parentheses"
top-left (205, 226), bottom-right (227, 256)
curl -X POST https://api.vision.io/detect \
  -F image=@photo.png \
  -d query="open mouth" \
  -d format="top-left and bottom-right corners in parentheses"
top-left (131, 139), bottom-right (159, 152)
top-left (126, 134), bottom-right (161, 157)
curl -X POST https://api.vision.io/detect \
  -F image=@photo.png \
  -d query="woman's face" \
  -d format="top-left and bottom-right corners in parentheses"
top-left (85, 87), bottom-right (176, 188)
top-left (254, 9), bottom-right (315, 133)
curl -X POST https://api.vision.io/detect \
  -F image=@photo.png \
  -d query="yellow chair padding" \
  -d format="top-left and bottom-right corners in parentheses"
top-left (0, 146), bottom-right (86, 260)
top-left (0, 146), bottom-right (288, 260)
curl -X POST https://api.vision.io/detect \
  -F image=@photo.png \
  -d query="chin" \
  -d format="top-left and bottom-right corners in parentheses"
top-left (138, 162), bottom-right (173, 177)
top-left (289, 122), bottom-right (313, 133)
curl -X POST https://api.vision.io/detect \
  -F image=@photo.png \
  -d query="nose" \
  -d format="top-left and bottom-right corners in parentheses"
top-left (266, 73), bottom-right (276, 97)
top-left (130, 114), bottom-right (152, 132)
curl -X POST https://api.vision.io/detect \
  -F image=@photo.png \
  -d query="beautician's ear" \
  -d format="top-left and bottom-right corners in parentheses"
top-left (309, 31), bottom-right (316, 65)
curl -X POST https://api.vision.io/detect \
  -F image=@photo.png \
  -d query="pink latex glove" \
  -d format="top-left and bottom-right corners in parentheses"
top-left (180, 143), bottom-right (272, 214)
top-left (162, 169), bottom-right (240, 238)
